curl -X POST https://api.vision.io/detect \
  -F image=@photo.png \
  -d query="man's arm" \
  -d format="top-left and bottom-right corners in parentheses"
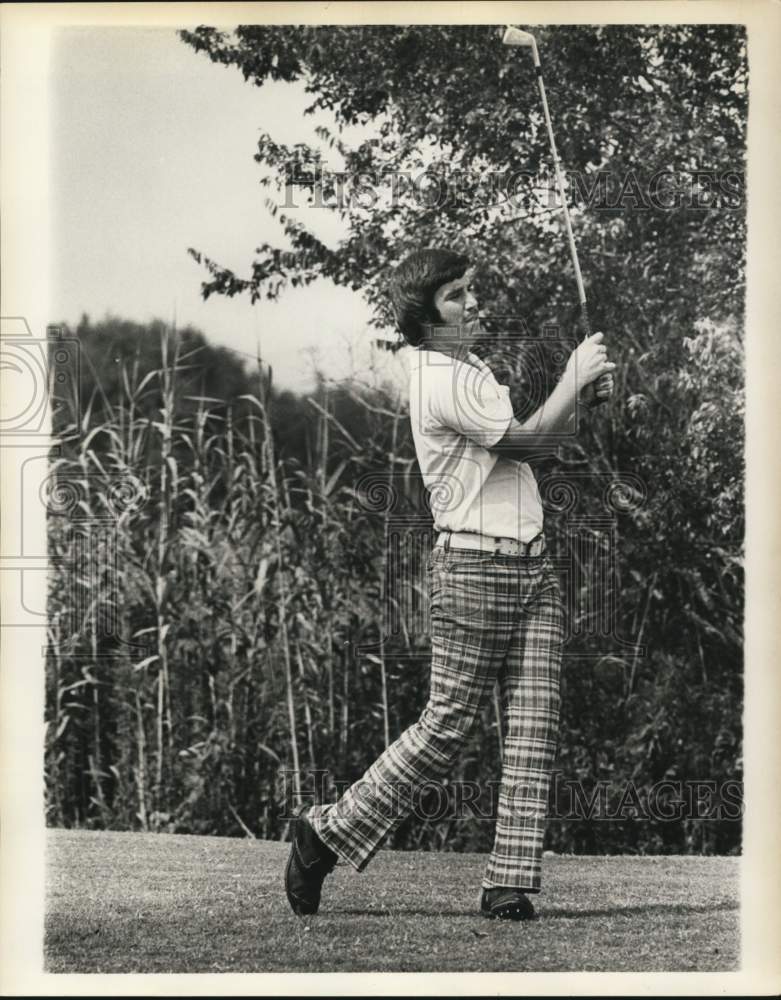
top-left (488, 367), bottom-right (580, 462)
top-left (488, 334), bottom-right (616, 462)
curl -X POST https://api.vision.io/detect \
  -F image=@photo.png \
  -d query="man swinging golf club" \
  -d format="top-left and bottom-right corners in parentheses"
top-left (285, 251), bottom-right (615, 920)
top-left (285, 27), bottom-right (616, 922)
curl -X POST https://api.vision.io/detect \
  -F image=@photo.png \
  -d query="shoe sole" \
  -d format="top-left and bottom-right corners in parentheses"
top-left (481, 905), bottom-right (537, 921)
top-left (481, 895), bottom-right (537, 921)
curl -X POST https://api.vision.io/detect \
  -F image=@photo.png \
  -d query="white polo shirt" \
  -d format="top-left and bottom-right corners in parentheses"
top-left (408, 348), bottom-right (544, 543)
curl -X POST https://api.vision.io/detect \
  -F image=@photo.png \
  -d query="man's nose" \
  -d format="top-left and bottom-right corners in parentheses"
top-left (465, 292), bottom-right (478, 315)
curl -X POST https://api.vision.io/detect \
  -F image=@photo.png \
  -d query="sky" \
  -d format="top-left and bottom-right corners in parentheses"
top-left (50, 26), bottom-right (407, 396)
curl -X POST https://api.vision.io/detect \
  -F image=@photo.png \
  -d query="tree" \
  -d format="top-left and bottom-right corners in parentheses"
top-left (178, 25), bottom-right (745, 333)
top-left (157, 24), bottom-right (746, 852)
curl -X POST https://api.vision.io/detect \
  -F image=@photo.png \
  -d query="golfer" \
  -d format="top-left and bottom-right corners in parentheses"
top-left (285, 248), bottom-right (616, 920)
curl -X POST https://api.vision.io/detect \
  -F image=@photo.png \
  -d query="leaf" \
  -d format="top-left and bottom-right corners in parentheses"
top-left (132, 626), bottom-right (158, 639)
top-left (324, 459), bottom-right (348, 496)
top-left (132, 655), bottom-right (160, 672)
top-left (134, 369), bottom-right (160, 395)
top-left (254, 556), bottom-right (270, 594)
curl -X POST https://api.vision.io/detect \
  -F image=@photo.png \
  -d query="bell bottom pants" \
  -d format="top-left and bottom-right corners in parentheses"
top-left (307, 543), bottom-right (564, 891)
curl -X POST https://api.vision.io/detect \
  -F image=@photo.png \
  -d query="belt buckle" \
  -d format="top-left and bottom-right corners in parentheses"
top-left (494, 536), bottom-right (519, 556)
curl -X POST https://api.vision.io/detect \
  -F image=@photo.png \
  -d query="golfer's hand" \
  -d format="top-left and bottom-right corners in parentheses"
top-left (567, 332), bottom-right (616, 391)
top-left (580, 372), bottom-right (615, 408)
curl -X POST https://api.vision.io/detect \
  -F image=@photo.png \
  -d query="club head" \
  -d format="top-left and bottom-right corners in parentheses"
top-left (502, 25), bottom-right (536, 47)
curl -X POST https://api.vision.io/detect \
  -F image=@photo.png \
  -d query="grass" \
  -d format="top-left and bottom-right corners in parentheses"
top-left (45, 829), bottom-right (739, 973)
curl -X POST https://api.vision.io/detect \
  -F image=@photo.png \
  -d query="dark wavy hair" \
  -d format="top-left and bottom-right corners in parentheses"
top-left (389, 248), bottom-right (470, 347)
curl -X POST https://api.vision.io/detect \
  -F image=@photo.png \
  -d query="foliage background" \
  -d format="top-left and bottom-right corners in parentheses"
top-left (45, 24), bottom-right (745, 855)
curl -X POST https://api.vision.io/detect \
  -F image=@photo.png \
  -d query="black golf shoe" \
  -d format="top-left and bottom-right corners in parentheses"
top-left (480, 887), bottom-right (537, 921)
top-left (284, 806), bottom-right (338, 916)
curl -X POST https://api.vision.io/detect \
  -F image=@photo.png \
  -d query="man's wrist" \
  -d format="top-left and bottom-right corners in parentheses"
top-left (578, 380), bottom-right (604, 410)
top-left (562, 364), bottom-right (580, 397)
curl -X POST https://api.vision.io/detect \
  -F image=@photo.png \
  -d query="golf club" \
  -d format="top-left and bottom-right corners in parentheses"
top-left (502, 24), bottom-right (609, 405)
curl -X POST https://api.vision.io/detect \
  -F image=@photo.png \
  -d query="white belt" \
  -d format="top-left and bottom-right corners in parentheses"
top-left (436, 530), bottom-right (546, 557)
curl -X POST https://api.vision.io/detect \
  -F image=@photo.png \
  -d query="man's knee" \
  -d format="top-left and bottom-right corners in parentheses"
top-left (418, 700), bottom-right (475, 754)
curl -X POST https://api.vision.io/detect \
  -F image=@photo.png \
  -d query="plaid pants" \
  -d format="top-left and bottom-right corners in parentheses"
top-left (308, 539), bottom-right (564, 891)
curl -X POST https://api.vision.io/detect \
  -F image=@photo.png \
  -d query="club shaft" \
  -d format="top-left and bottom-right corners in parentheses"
top-left (534, 74), bottom-right (587, 310)
top-left (519, 35), bottom-right (588, 314)
top-left (509, 29), bottom-right (604, 403)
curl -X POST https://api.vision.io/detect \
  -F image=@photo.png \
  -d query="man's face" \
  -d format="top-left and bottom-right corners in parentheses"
top-left (432, 269), bottom-right (481, 345)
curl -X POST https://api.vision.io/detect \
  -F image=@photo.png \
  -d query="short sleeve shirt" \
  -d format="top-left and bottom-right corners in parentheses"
top-left (407, 348), bottom-right (544, 542)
